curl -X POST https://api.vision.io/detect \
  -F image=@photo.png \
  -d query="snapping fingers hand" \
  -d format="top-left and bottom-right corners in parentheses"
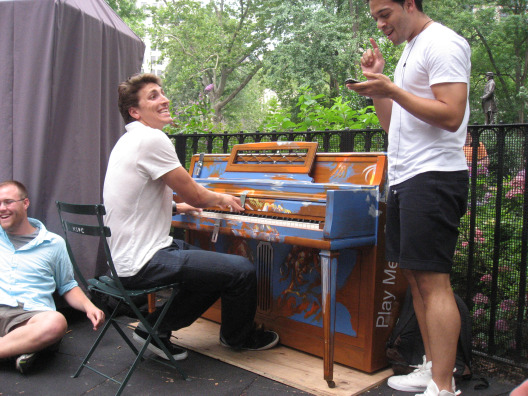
top-left (361, 38), bottom-right (385, 74)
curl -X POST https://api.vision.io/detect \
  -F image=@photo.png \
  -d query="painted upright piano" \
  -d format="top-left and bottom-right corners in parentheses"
top-left (171, 141), bottom-right (406, 387)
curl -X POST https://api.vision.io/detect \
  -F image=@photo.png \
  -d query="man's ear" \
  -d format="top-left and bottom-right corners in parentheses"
top-left (23, 197), bottom-right (30, 212)
top-left (129, 107), bottom-right (140, 121)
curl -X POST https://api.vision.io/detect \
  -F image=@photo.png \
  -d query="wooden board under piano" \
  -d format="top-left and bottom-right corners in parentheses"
top-left (171, 317), bottom-right (393, 396)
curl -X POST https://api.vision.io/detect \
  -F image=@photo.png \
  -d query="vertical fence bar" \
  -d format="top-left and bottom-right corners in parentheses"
top-left (340, 129), bottom-right (352, 152)
top-left (222, 133), bottom-right (230, 153)
top-left (515, 125), bottom-right (528, 359)
top-left (173, 134), bottom-right (187, 167)
top-left (322, 129), bottom-right (330, 152)
top-left (488, 126), bottom-right (506, 355)
top-left (465, 126), bottom-right (479, 305)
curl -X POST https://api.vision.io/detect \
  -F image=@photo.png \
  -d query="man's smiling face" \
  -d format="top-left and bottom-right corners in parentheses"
top-left (129, 83), bottom-right (173, 130)
top-left (369, 0), bottom-right (412, 46)
top-left (0, 184), bottom-right (29, 234)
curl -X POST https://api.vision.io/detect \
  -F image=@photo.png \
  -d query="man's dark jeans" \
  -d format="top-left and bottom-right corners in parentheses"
top-left (120, 239), bottom-right (257, 348)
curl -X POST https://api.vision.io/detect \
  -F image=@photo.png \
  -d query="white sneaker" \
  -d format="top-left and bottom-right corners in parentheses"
top-left (415, 380), bottom-right (458, 396)
top-left (387, 356), bottom-right (432, 392)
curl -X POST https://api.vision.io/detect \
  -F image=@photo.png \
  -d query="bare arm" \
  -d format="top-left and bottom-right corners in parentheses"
top-left (348, 38), bottom-right (468, 133)
top-left (394, 79), bottom-right (467, 132)
top-left (350, 73), bottom-right (467, 133)
top-left (162, 166), bottom-right (243, 211)
top-left (175, 202), bottom-right (203, 214)
top-left (371, 97), bottom-right (393, 132)
top-left (62, 286), bottom-right (105, 330)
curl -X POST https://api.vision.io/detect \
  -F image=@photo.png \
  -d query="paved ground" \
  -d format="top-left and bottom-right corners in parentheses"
top-left (0, 311), bottom-right (520, 396)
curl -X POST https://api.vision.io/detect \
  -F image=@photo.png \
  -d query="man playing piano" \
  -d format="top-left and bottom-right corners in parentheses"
top-left (347, 1), bottom-right (470, 396)
top-left (103, 73), bottom-right (279, 361)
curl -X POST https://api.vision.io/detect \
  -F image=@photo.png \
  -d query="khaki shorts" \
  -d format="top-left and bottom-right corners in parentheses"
top-left (0, 303), bottom-right (47, 337)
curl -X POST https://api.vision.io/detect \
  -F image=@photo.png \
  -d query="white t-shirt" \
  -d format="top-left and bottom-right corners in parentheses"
top-left (103, 121), bottom-right (181, 277)
top-left (388, 22), bottom-right (471, 186)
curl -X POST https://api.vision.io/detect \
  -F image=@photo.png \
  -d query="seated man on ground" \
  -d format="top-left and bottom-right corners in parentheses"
top-left (103, 73), bottom-right (278, 362)
top-left (0, 180), bottom-right (105, 374)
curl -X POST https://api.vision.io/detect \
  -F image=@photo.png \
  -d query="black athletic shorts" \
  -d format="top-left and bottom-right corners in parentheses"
top-left (385, 170), bottom-right (469, 273)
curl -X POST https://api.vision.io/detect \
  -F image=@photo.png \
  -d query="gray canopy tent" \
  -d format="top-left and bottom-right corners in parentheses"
top-left (0, 0), bottom-right (145, 279)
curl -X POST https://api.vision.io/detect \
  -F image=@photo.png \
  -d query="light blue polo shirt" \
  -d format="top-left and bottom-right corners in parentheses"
top-left (0, 218), bottom-right (78, 311)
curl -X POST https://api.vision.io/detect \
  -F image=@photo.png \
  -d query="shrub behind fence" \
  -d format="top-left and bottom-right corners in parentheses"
top-left (168, 124), bottom-right (528, 368)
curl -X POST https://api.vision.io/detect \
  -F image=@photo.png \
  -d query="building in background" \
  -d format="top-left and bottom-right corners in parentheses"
top-left (137, 0), bottom-right (167, 76)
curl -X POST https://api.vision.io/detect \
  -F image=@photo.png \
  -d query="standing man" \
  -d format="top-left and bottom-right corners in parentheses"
top-left (481, 72), bottom-right (497, 124)
top-left (347, 1), bottom-right (470, 396)
top-left (103, 73), bottom-right (278, 362)
top-left (0, 180), bottom-right (105, 374)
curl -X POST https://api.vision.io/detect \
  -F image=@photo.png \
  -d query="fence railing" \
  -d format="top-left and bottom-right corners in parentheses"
top-left (170, 128), bottom-right (388, 169)
top-left (168, 123), bottom-right (528, 368)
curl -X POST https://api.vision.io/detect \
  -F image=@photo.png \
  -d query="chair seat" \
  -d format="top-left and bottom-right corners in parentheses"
top-left (88, 276), bottom-right (179, 299)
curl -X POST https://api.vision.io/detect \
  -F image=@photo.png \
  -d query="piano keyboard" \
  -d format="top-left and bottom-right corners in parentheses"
top-left (192, 210), bottom-right (322, 230)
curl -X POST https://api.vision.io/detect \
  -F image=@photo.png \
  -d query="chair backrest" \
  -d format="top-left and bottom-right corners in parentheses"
top-left (55, 201), bottom-right (122, 292)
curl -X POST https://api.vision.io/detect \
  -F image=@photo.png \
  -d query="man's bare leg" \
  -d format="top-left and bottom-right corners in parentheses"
top-left (0, 311), bottom-right (67, 358)
top-left (404, 270), bottom-right (432, 361)
top-left (413, 270), bottom-right (460, 393)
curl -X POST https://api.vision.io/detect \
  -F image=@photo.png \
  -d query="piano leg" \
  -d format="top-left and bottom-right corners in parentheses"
top-left (320, 249), bottom-right (338, 388)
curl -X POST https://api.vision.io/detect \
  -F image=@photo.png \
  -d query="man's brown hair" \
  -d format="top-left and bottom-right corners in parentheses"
top-left (117, 73), bottom-right (162, 124)
top-left (367, 0), bottom-right (423, 12)
top-left (0, 180), bottom-right (28, 199)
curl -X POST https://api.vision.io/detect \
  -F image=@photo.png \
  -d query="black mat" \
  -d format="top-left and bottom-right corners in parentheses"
top-left (1, 312), bottom-right (519, 396)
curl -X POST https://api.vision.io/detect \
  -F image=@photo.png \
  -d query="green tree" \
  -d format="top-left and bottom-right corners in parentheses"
top-left (472, 2), bottom-right (528, 123)
top-left (150, 0), bottom-right (283, 124)
top-left (263, 1), bottom-right (371, 102)
top-left (258, 87), bottom-right (380, 132)
top-left (104, 0), bottom-right (147, 38)
top-left (427, 0), bottom-right (528, 123)
top-left (261, 0), bottom-right (405, 125)
top-left (110, 1), bottom-right (528, 128)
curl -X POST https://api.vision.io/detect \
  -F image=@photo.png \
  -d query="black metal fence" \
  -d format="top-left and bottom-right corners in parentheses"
top-left (168, 124), bottom-right (528, 368)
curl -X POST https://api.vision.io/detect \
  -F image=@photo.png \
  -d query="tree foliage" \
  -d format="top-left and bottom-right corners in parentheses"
top-left (262, 1), bottom-right (377, 113)
top-left (259, 87), bottom-right (379, 132)
top-left (107, 0), bottom-right (528, 129)
top-left (149, 0), bottom-right (283, 124)
top-left (427, 0), bottom-right (528, 123)
top-left (104, 0), bottom-right (147, 38)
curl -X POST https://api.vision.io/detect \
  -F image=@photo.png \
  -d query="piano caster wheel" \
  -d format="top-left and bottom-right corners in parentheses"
top-left (326, 380), bottom-right (336, 388)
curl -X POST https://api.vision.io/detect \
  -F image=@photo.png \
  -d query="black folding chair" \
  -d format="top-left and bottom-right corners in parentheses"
top-left (56, 201), bottom-right (187, 396)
